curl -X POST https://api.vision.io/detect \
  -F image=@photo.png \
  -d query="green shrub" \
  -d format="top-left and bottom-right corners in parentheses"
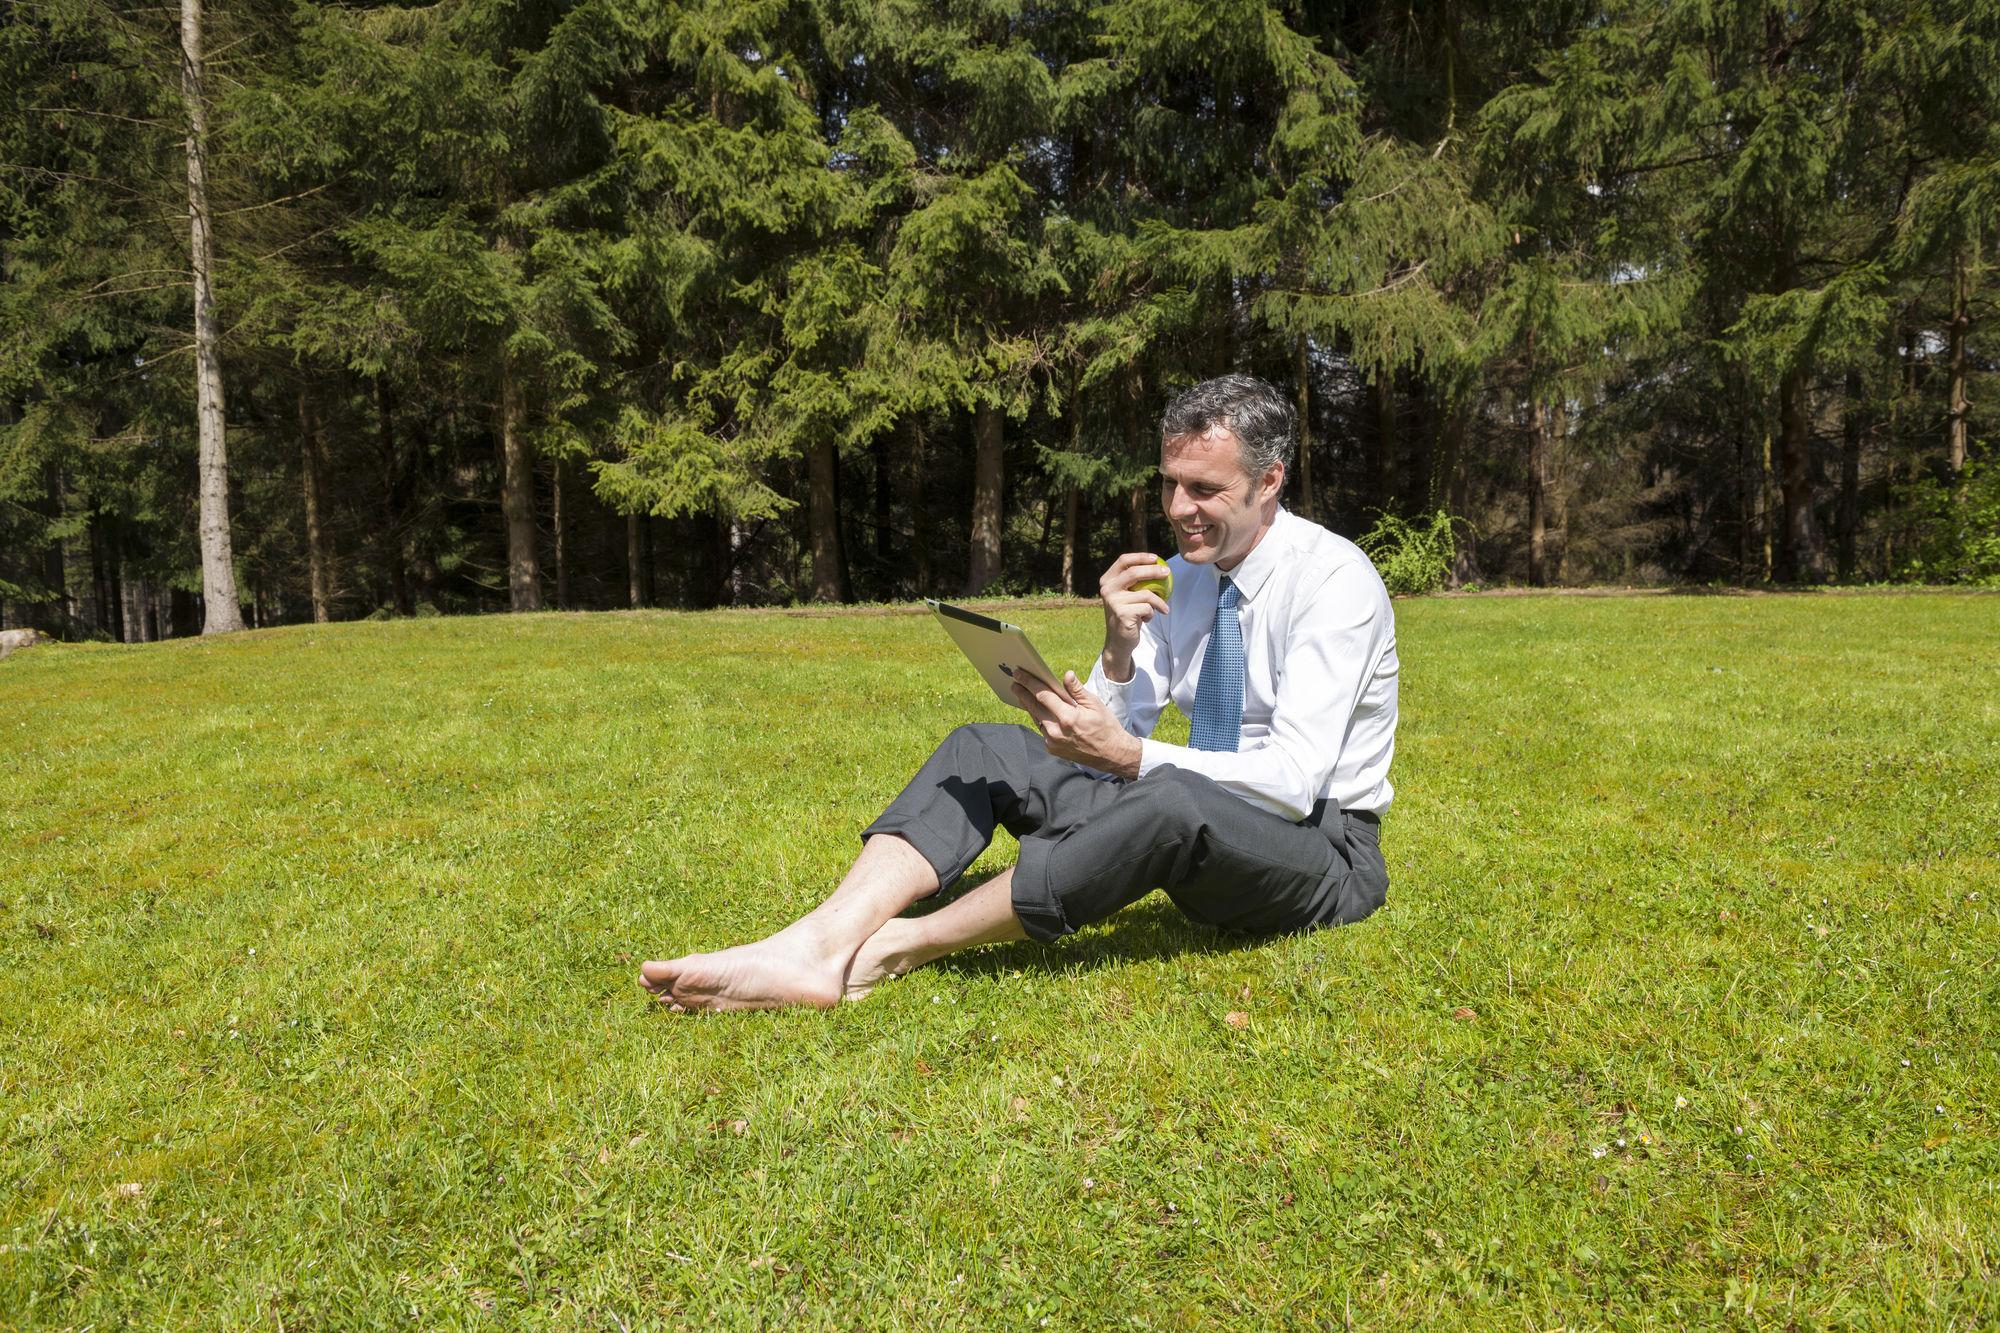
top-left (1357, 509), bottom-right (1460, 595)
top-left (1898, 456), bottom-right (2000, 586)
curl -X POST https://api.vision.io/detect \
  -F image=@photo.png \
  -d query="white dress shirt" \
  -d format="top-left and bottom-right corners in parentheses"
top-left (1086, 507), bottom-right (1399, 820)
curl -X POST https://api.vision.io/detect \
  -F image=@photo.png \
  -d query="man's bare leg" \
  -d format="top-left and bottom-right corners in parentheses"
top-left (845, 867), bottom-right (1028, 1000)
top-left (639, 833), bottom-right (941, 1012)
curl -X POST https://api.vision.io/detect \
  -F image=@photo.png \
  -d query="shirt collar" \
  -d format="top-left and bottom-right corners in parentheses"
top-left (1215, 506), bottom-right (1291, 604)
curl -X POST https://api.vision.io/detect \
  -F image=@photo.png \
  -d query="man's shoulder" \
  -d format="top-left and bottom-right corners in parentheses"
top-left (1278, 512), bottom-right (1386, 591)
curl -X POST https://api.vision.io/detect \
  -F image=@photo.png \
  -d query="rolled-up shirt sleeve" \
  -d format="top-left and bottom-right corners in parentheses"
top-left (1132, 561), bottom-right (1386, 820)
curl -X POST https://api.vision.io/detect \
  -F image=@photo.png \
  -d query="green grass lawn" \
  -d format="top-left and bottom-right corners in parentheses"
top-left (3, 593), bottom-right (1996, 1328)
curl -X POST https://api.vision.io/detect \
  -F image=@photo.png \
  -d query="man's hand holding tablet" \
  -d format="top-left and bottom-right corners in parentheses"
top-left (1010, 669), bottom-right (1142, 780)
top-left (926, 600), bottom-right (1141, 779)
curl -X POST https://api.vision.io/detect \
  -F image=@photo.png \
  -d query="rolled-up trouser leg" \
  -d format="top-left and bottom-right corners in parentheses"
top-left (859, 723), bottom-right (1126, 893)
top-left (1011, 765), bottom-right (1386, 942)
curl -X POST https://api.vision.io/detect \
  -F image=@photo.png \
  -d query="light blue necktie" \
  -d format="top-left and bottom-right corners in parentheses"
top-left (1188, 576), bottom-right (1244, 752)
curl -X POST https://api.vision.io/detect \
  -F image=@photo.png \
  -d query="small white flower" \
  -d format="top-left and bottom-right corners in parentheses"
top-left (1590, 1144), bottom-right (1608, 1159)
top-left (1674, 1096), bottom-right (1688, 1110)
top-left (1734, 1125), bottom-right (1743, 1134)
top-left (1901, 1059), bottom-right (1911, 1068)
top-left (1935, 1105), bottom-right (1946, 1114)
top-left (1616, 1138), bottom-right (1627, 1148)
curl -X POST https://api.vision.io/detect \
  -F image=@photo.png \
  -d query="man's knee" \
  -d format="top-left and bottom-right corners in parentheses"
top-left (1112, 764), bottom-right (1210, 838)
top-left (936, 721), bottom-right (1021, 767)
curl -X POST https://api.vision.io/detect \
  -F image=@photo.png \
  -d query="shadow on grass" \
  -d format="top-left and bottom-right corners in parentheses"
top-left (906, 872), bottom-right (1270, 982)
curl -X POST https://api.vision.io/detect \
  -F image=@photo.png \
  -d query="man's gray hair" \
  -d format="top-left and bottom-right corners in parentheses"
top-left (1159, 373), bottom-right (1296, 480)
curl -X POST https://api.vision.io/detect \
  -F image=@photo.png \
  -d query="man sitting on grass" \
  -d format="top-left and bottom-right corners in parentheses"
top-left (641, 373), bottom-right (1399, 1011)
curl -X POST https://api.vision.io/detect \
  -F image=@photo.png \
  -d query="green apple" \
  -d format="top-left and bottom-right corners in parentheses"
top-left (1133, 556), bottom-right (1173, 603)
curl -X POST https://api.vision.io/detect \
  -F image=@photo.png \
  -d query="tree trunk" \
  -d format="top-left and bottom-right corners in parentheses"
top-left (297, 388), bottom-right (332, 623)
top-left (965, 401), bottom-right (1004, 594)
top-left (1528, 392), bottom-right (1548, 587)
top-left (627, 513), bottom-right (643, 608)
top-left (1059, 400), bottom-right (1083, 594)
top-left (1061, 485), bottom-right (1081, 595)
top-left (1123, 369), bottom-right (1150, 552)
top-left (552, 452), bottom-right (576, 608)
top-left (1293, 334), bottom-right (1315, 520)
top-left (1759, 426), bottom-right (1775, 582)
top-left (1776, 366), bottom-right (1826, 582)
top-left (106, 528), bottom-right (126, 642)
top-left (498, 361), bottom-right (542, 610)
top-left (807, 438), bottom-right (847, 602)
top-left (1735, 384), bottom-right (1755, 578)
top-left (37, 462), bottom-right (66, 636)
top-left (1946, 247), bottom-right (1970, 480)
top-left (87, 513), bottom-right (111, 636)
top-left (377, 379), bottom-right (412, 616)
top-left (908, 416), bottom-right (931, 597)
top-left (1408, 374), bottom-right (1435, 516)
top-left (642, 514), bottom-right (657, 605)
top-left (871, 431), bottom-right (892, 567)
top-left (1373, 372), bottom-right (1396, 516)
top-left (552, 455), bottom-right (570, 610)
top-left (124, 575), bottom-right (150, 642)
top-left (1433, 390), bottom-right (1465, 519)
top-left (1549, 396), bottom-right (1569, 584)
top-left (1838, 369), bottom-right (1863, 581)
top-left (181, 0), bottom-right (244, 635)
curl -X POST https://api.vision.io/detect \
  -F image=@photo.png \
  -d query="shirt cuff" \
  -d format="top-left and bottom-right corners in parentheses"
top-left (1089, 663), bottom-right (1134, 711)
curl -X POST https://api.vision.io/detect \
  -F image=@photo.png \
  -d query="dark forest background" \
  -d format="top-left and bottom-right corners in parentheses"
top-left (4, 0), bottom-right (1996, 639)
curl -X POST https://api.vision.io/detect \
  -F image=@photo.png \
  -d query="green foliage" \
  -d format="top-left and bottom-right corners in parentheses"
top-left (4, 0), bottom-right (1998, 621)
top-left (1358, 509), bottom-right (1460, 595)
top-left (1897, 458), bottom-right (2000, 585)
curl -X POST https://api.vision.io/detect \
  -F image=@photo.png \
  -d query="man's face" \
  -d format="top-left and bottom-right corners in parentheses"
top-left (1160, 425), bottom-right (1282, 569)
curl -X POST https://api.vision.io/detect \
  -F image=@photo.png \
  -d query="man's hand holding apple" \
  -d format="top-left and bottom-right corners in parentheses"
top-left (1099, 552), bottom-right (1171, 683)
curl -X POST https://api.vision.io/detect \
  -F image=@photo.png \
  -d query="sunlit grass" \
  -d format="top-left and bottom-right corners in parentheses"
top-left (2, 593), bottom-right (1995, 1327)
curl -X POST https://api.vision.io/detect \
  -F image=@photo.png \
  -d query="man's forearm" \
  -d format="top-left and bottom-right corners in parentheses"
top-left (1100, 642), bottom-right (1135, 683)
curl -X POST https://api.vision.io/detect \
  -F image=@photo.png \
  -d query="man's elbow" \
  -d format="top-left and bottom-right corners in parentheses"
top-left (1262, 751), bottom-right (1321, 823)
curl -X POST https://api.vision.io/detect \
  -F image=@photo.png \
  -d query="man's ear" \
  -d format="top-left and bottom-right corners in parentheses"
top-left (1259, 462), bottom-right (1285, 502)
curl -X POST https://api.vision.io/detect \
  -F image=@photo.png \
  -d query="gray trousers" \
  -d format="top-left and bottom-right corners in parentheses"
top-left (861, 723), bottom-right (1388, 943)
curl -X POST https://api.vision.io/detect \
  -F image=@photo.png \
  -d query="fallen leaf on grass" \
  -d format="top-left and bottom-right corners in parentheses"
top-left (114, 1183), bottom-right (143, 1199)
top-left (1451, 1007), bottom-right (1477, 1022)
top-left (1224, 1011), bottom-right (1249, 1029)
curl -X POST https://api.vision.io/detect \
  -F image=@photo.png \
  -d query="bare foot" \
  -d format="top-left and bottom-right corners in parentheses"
top-left (844, 925), bottom-right (921, 1002)
top-left (638, 934), bottom-right (844, 1012)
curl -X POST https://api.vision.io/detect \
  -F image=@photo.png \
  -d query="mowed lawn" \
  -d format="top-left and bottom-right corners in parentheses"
top-left (2, 593), bottom-right (1995, 1329)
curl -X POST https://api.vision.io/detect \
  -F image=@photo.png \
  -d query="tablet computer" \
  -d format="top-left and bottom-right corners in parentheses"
top-left (927, 600), bottom-right (1063, 709)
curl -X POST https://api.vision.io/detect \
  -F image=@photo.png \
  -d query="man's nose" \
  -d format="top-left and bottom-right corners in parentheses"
top-left (1165, 484), bottom-right (1196, 519)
